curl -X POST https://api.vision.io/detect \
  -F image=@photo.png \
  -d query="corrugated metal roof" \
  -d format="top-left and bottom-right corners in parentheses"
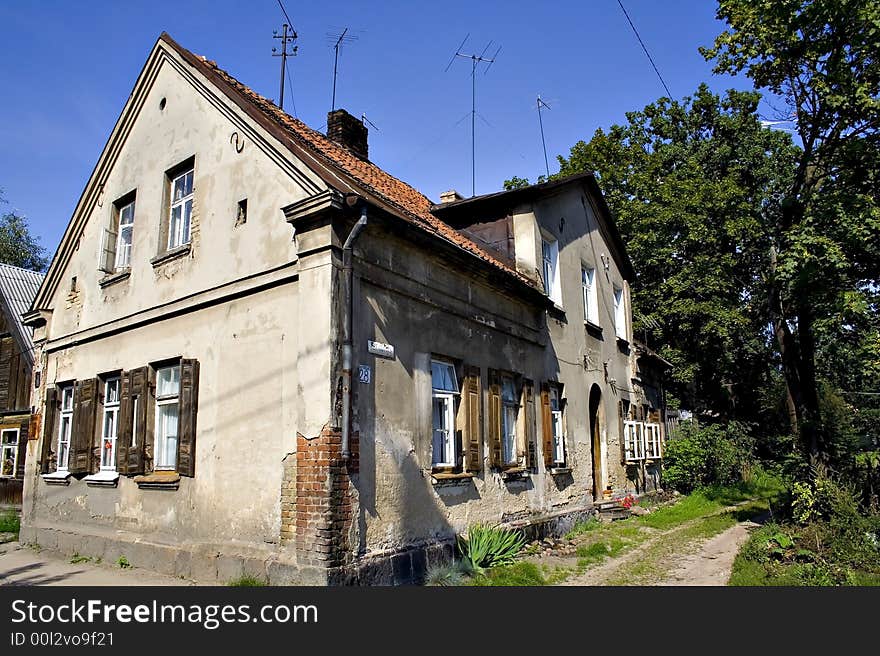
top-left (0, 262), bottom-right (44, 358)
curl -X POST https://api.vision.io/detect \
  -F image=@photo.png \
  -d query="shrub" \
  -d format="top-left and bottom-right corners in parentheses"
top-left (456, 524), bottom-right (525, 573)
top-left (662, 421), bottom-right (753, 494)
top-left (227, 575), bottom-right (267, 587)
top-left (116, 556), bottom-right (131, 569)
top-left (0, 511), bottom-right (20, 534)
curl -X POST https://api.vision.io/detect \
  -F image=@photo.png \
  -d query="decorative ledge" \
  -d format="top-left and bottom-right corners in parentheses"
top-left (134, 471), bottom-right (180, 490)
top-left (282, 189), bottom-right (344, 225)
top-left (584, 320), bottom-right (604, 338)
top-left (41, 471), bottom-right (71, 486)
top-left (500, 467), bottom-right (530, 480)
top-left (550, 467), bottom-right (572, 475)
top-left (431, 471), bottom-right (475, 486)
top-left (150, 243), bottom-right (191, 268)
top-left (99, 269), bottom-right (131, 288)
top-left (84, 470), bottom-right (120, 487)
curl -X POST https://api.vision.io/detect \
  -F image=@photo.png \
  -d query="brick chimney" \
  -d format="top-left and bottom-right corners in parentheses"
top-left (327, 109), bottom-right (368, 160)
top-left (439, 189), bottom-right (464, 204)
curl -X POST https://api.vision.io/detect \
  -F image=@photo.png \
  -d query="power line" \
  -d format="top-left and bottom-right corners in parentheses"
top-left (275, 0), bottom-right (294, 27)
top-left (616, 0), bottom-right (672, 98)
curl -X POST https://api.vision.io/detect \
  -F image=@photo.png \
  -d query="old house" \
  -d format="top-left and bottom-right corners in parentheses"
top-left (0, 264), bottom-right (42, 507)
top-left (20, 33), bottom-right (667, 584)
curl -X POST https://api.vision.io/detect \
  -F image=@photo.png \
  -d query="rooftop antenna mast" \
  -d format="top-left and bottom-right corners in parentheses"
top-left (445, 35), bottom-right (501, 197)
top-left (271, 1), bottom-right (298, 111)
top-left (537, 95), bottom-right (552, 178)
top-left (329, 27), bottom-right (358, 112)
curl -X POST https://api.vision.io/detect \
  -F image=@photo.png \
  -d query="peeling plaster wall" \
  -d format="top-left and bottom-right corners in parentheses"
top-left (351, 183), bottom-right (634, 555)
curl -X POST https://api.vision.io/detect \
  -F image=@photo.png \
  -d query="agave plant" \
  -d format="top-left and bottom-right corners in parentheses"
top-left (456, 523), bottom-right (526, 573)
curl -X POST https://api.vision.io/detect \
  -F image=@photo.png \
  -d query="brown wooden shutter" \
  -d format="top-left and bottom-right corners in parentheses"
top-left (541, 383), bottom-right (554, 469)
top-left (70, 379), bottom-right (98, 474)
top-left (40, 388), bottom-right (58, 474)
top-left (488, 369), bottom-right (502, 468)
top-left (177, 359), bottom-right (199, 477)
top-left (523, 380), bottom-right (536, 469)
top-left (16, 417), bottom-right (28, 479)
top-left (462, 366), bottom-right (482, 472)
top-left (116, 367), bottom-right (150, 475)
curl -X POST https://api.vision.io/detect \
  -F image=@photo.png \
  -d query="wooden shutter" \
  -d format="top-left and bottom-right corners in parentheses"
top-left (523, 380), bottom-right (536, 469)
top-left (69, 379), bottom-right (98, 474)
top-left (540, 383), bottom-right (554, 469)
top-left (461, 366), bottom-right (482, 472)
top-left (40, 388), bottom-right (58, 474)
top-left (116, 367), bottom-right (150, 475)
top-left (177, 359), bottom-right (200, 477)
top-left (488, 369), bottom-right (502, 468)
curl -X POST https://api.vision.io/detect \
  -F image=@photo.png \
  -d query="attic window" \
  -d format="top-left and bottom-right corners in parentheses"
top-left (70, 276), bottom-right (77, 293)
top-left (235, 198), bottom-right (248, 226)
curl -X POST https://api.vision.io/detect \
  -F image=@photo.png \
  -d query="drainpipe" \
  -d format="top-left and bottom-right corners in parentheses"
top-left (341, 201), bottom-right (368, 462)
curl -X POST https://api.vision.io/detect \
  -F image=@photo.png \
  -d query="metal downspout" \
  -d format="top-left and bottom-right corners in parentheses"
top-left (341, 204), bottom-right (367, 462)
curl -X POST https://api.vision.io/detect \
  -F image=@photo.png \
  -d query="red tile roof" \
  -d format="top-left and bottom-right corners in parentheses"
top-left (159, 34), bottom-right (536, 290)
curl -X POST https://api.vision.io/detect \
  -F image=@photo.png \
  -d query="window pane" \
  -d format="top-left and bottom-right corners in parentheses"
top-left (105, 379), bottom-right (120, 405)
top-left (61, 387), bottom-right (74, 411)
top-left (502, 406), bottom-right (517, 463)
top-left (169, 205), bottom-right (182, 247)
top-left (157, 403), bottom-right (179, 469)
top-left (431, 361), bottom-right (458, 393)
top-left (184, 170), bottom-right (194, 196)
top-left (157, 366), bottom-right (180, 397)
top-left (120, 202), bottom-right (134, 224)
top-left (0, 447), bottom-right (14, 476)
top-left (182, 199), bottom-right (192, 242)
top-left (432, 396), bottom-right (450, 465)
top-left (501, 377), bottom-right (516, 402)
top-left (1, 430), bottom-right (17, 445)
top-left (550, 387), bottom-right (560, 411)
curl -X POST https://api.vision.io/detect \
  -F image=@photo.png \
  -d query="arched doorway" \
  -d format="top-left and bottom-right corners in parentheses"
top-left (588, 384), bottom-right (603, 499)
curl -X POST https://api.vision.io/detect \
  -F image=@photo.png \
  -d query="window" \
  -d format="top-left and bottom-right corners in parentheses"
top-left (154, 365), bottom-right (181, 470)
top-left (582, 266), bottom-right (598, 325)
top-left (501, 376), bottom-right (518, 465)
top-left (100, 193), bottom-right (136, 273)
top-left (541, 237), bottom-right (561, 305)
top-left (235, 198), bottom-right (248, 226)
top-left (168, 167), bottom-right (194, 249)
top-left (624, 420), bottom-right (663, 462)
top-left (0, 428), bottom-right (19, 477)
top-left (549, 387), bottom-right (565, 465)
top-left (100, 377), bottom-right (120, 470)
top-left (613, 286), bottom-right (627, 340)
top-left (115, 200), bottom-right (135, 269)
top-left (431, 360), bottom-right (459, 467)
top-left (57, 385), bottom-right (74, 472)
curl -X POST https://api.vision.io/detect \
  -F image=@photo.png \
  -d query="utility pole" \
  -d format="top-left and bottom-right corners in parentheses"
top-left (272, 22), bottom-right (298, 111)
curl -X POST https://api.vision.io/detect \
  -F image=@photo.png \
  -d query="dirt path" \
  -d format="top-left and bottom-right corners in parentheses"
top-left (558, 508), bottom-right (765, 586)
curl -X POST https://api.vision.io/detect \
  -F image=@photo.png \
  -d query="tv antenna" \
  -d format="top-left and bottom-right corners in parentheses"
top-left (361, 113), bottom-right (380, 132)
top-left (272, 18), bottom-right (298, 111)
top-left (329, 27), bottom-right (359, 112)
top-left (445, 35), bottom-right (501, 197)
top-left (537, 95), bottom-right (552, 178)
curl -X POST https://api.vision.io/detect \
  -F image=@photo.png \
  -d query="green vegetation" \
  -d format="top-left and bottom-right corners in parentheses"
top-left (456, 524), bottom-right (525, 574)
top-left (0, 510), bottom-right (20, 535)
top-left (468, 562), bottom-right (547, 586)
top-left (227, 575), bottom-right (267, 587)
top-left (564, 517), bottom-right (600, 540)
top-left (116, 556), bottom-right (131, 569)
top-left (69, 553), bottom-right (93, 564)
top-left (0, 189), bottom-right (48, 271)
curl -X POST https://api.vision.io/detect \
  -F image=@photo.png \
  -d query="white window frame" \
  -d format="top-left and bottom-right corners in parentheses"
top-left (154, 365), bottom-right (181, 470)
top-left (550, 387), bottom-right (565, 465)
top-left (541, 237), bottom-right (561, 306)
top-left (613, 286), bottom-right (627, 340)
top-left (501, 376), bottom-right (519, 465)
top-left (114, 200), bottom-right (135, 270)
top-left (57, 385), bottom-right (74, 472)
top-left (644, 422), bottom-right (663, 459)
top-left (100, 377), bottom-right (121, 471)
top-left (431, 360), bottom-right (459, 468)
top-left (624, 420), bottom-right (664, 462)
top-left (168, 168), bottom-right (194, 250)
top-left (0, 428), bottom-right (20, 478)
top-left (582, 266), bottom-right (598, 325)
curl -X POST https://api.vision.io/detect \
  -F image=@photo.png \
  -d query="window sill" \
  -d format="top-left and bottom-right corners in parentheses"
top-left (500, 467), bottom-right (529, 480)
top-left (134, 471), bottom-right (180, 490)
top-left (431, 471), bottom-right (476, 485)
top-left (84, 470), bottom-right (119, 487)
top-left (584, 320), bottom-right (603, 337)
top-left (549, 466), bottom-right (571, 475)
top-left (99, 269), bottom-right (131, 288)
top-left (150, 243), bottom-right (191, 268)
top-left (41, 471), bottom-right (71, 486)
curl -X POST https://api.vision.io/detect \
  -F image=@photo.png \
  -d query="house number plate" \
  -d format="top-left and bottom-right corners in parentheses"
top-left (358, 365), bottom-right (371, 384)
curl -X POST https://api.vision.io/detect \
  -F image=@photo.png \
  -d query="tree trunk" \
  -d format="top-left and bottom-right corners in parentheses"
top-left (795, 301), bottom-right (824, 460)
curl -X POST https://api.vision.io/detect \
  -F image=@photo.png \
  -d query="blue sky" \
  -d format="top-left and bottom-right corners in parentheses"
top-left (0, 0), bottom-right (759, 256)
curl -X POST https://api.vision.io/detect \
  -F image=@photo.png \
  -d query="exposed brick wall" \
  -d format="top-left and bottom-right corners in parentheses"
top-left (280, 453), bottom-right (296, 544)
top-left (294, 429), bottom-right (358, 567)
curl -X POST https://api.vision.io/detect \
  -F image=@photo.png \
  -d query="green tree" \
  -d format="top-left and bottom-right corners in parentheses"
top-left (702, 0), bottom-right (880, 460)
top-left (556, 85), bottom-right (798, 419)
top-left (0, 190), bottom-right (48, 272)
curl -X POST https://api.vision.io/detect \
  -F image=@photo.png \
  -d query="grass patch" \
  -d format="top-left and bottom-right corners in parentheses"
top-left (637, 492), bottom-right (723, 530)
top-left (0, 510), bottom-right (20, 534)
top-left (227, 575), bottom-right (267, 587)
top-left (69, 553), bottom-right (93, 564)
top-left (469, 562), bottom-right (547, 586)
top-left (564, 517), bottom-right (600, 540)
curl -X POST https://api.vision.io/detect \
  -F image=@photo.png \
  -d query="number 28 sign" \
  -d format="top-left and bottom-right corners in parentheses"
top-left (358, 365), bottom-right (371, 384)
